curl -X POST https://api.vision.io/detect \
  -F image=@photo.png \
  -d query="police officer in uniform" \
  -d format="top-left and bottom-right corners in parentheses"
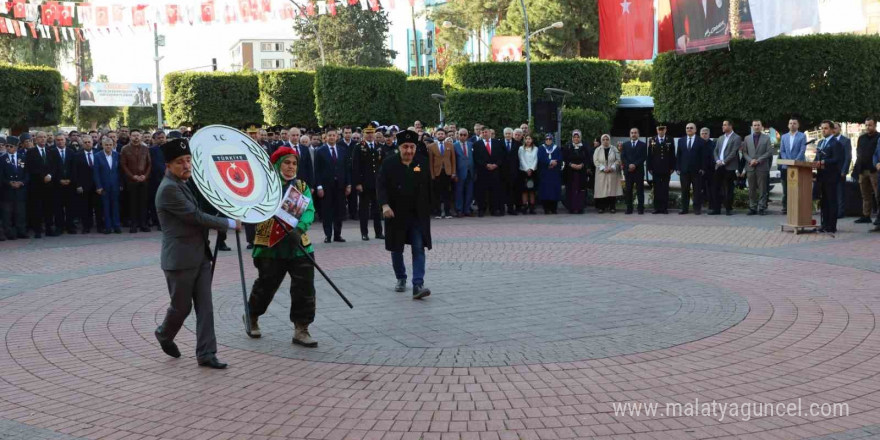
top-left (2, 137), bottom-right (29, 239)
top-left (352, 122), bottom-right (386, 241)
top-left (647, 124), bottom-right (676, 214)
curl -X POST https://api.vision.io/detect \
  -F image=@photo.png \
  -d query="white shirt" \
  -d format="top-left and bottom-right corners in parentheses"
top-left (104, 151), bottom-right (113, 169)
top-left (719, 132), bottom-right (732, 161)
top-left (519, 146), bottom-right (538, 171)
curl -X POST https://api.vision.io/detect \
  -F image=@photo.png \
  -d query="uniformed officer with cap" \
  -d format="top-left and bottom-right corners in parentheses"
top-left (352, 122), bottom-right (386, 241)
top-left (647, 124), bottom-right (676, 214)
top-left (154, 137), bottom-right (242, 369)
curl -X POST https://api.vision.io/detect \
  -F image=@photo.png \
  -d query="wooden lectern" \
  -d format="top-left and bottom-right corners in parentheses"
top-left (777, 159), bottom-right (818, 234)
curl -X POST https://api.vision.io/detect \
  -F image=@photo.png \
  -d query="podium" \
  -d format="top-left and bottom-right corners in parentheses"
top-left (778, 159), bottom-right (817, 234)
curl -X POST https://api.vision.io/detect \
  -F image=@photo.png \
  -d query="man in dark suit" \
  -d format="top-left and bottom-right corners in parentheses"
top-left (25, 131), bottom-right (60, 237)
top-left (315, 128), bottom-right (351, 243)
top-left (500, 128), bottom-right (521, 215)
top-left (814, 120), bottom-right (845, 234)
top-left (378, 130), bottom-right (433, 300)
top-left (93, 136), bottom-right (122, 234)
top-left (1, 136), bottom-right (28, 239)
top-left (620, 128), bottom-right (647, 214)
top-left (833, 122), bottom-right (852, 219)
top-left (52, 132), bottom-right (77, 234)
top-left (338, 126), bottom-right (358, 220)
top-left (154, 138), bottom-right (240, 369)
top-left (699, 127), bottom-right (717, 215)
top-left (677, 123), bottom-right (706, 214)
top-left (73, 136), bottom-right (101, 233)
top-left (352, 123), bottom-right (385, 241)
top-left (148, 131), bottom-right (167, 229)
top-left (473, 126), bottom-right (505, 216)
top-left (290, 127), bottom-right (314, 189)
top-left (648, 125), bottom-right (676, 214)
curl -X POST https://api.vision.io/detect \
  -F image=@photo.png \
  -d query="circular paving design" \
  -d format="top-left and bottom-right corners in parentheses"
top-left (215, 263), bottom-right (748, 367)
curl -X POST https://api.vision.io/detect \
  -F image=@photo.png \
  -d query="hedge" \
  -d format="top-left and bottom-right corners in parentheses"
top-left (445, 88), bottom-right (525, 132)
top-left (653, 34), bottom-right (880, 129)
top-left (444, 59), bottom-right (621, 118)
top-left (163, 72), bottom-right (262, 127)
top-left (622, 81), bottom-right (651, 97)
top-left (314, 66), bottom-right (406, 127)
top-left (259, 70), bottom-right (317, 128)
top-left (122, 106), bottom-right (158, 129)
top-left (399, 76), bottom-right (444, 128)
top-left (0, 64), bottom-right (63, 130)
top-left (561, 107), bottom-right (610, 143)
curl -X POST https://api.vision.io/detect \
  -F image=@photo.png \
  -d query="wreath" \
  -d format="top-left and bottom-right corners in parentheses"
top-left (191, 139), bottom-right (281, 220)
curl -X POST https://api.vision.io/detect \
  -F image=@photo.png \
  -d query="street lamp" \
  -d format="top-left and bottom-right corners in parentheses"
top-left (530, 22), bottom-right (564, 39)
top-left (521, 16), bottom-right (563, 125)
top-left (441, 21), bottom-right (489, 60)
top-left (431, 93), bottom-right (446, 127)
top-left (544, 88), bottom-right (573, 148)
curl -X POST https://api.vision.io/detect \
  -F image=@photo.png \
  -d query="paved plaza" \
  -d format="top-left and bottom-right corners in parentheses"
top-left (2, 207), bottom-right (880, 440)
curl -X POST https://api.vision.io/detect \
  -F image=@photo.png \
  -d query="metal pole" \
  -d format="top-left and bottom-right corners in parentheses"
top-left (519, 0), bottom-right (532, 124)
top-left (234, 230), bottom-right (253, 333)
top-left (154, 23), bottom-right (164, 129)
top-left (74, 37), bottom-right (81, 128)
top-left (411, 3), bottom-right (420, 76)
top-left (556, 96), bottom-right (564, 149)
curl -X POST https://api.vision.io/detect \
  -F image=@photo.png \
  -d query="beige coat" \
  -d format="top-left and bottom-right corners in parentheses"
top-left (593, 146), bottom-right (623, 198)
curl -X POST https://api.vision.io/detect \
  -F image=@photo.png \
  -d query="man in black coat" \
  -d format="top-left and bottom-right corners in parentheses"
top-left (620, 127), bottom-right (647, 214)
top-left (676, 123), bottom-right (707, 215)
top-left (25, 131), bottom-right (60, 237)
top-left (501, 128), bottom-right (521, 215)
top-left (473, 126), bottom-right (505, 216)
top-left (378, 130), bottom-right (433, 300)
top-left (316, 128), bottom-right (351, 243)
top-left (52, 132), bottom-right (78, 234)
top-left (73, 136), bottom-right (102, 233)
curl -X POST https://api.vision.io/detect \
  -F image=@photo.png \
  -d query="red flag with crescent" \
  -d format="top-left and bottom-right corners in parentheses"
top-left (212, 154), bottom-right (255, 198)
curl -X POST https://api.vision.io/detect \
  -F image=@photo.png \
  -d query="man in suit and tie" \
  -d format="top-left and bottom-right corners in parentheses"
top-left (778, 118), bottom-right (807, 215)
top-left (154, 138), bottom-right (241, 369)
top-left (148, 131), bottom-right (167, 230)
top-left (1, 136), bottom-right (28, 240)
top-left (79, 82), bottom-right (95, 102)
top-left (742, 119), bottom-right (773, 215)
top-left (501, 127), bottom-right (521, 215)
top-left (427, 129), bottom-right (457, 219)
top-left (676, 123), bottom-right (706, 215)
top-left (712, 120), bottom-right (742, 215)
top-left (647, 125), bottom-right (676, 214)
top-left (814, 121), bottom-right (845, 234)
top-left (289, 127), bottom-right (314, 189)
top-left (93, 136), bottom-right (123, 234)
top-left (315, 128), bottom-right (351, 243)
top-left (473, 126), bottom-right (505, 217)
top-left (620, 127), bottom-right (647, 214)
top-left (454, 128), bottom-right (475, 217)
top-left (352, 123), bottom-right (385, 240)
top-left (339, 126), bottom-right (358, 220)
top-left (25, 131), bottom-right (60, 237)
top-left (833, 122), bottom-right (852, 219)
top-left (73, 136), bottom-right (101, 234)
top-left (52, 132), bottom-right (77, 234)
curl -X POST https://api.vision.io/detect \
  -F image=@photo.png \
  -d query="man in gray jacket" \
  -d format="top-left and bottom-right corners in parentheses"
top-left (742, 120), bottom-right (773, 215)
top-left (712, 120), bottom-right (742, 215)
top-left (154, 138), bottom-right (241, 369)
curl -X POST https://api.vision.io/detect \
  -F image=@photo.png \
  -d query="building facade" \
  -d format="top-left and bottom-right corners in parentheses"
top-left (230, 39), bottom-right (297, 71)
top-left (400, 0), bottom-right (493, 76)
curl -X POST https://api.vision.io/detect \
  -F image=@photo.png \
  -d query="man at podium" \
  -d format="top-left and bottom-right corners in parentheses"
top-left (814, 121), bottom-right (846, 234)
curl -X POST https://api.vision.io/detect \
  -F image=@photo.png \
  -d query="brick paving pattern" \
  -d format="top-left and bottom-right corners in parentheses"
top-left (1, 212), bottom-right (880, 439)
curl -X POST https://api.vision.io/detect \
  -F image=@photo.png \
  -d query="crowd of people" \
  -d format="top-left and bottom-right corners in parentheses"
top-left (2, 116), bottom-right (880, 242)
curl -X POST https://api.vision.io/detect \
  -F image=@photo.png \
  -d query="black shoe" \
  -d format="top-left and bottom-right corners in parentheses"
top-left (362, 235), bottom-right (369, 241)
top-left (103, 229), bottom-right (111, 235)
top-left (47, 230), bottom-right (60, 237)
top-left (140, 226), bottom-right (151, 232)
top-left (477, 211), bottom-right (485, 218)
top-left (130, 227), bottom-right (138, 233)
top-left (375, 234), bottom-right (385, 239)
top-left (781, 210), bottom-right (787, 215)
top-left (598, 209), bottom-right (605, 214)
top-left (17, 233), bottom-right (28, 239)
top-left (198, 357), bottom-right (228, 369)
top-left (726, 210), bottom-right (733, 216)
top-left (818, 227), bottom-right (827, 233)
top-left (395, 279), bottom-right (406, 292)
top-left (113, 228), bottom-right (122, 234)
top-left (609, 208), bottom-right (617, 214)
top-left (694, 210), bottom-right (702, 215)
top-left (747, 210), bottom-right (757, 216)
top-left (507, 208), bottom-right (517, 216)
top-left (638, 210), bottom-right (644, 215)
top-left (679, 211), bottom-right (689, 215)
top-left (759, 210), bottom-right (766, 216)
top-left (155, 331), bottom-right (181, 358)
top-left (82, 229), bottom-right (90, 234)
top-left (218, 244), bottom-right (232, 251)
top-left (156, 225), bottom-right (162, 231)
top-left (708, 210), bottom-right (720, 216)
top-left (625, 209), bottom-right (633, 215)
top-left (334, 236), bottom-right (346, 243)
top-left (34, 232), bottom-right (42, 238)
top-left (412, 285), bottom-right (431, 300)
top-left (246, 243), bottom-right (254, 249)
top-left (855, 217), bottom-right (872, 224)
top-left (67, 229), bottom-right (78, 235)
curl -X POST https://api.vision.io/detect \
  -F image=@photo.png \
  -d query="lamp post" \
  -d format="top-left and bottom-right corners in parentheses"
top-left (441, 21), bottom-right (489, 63)
top-left (431, 93), bottom-right (446, 127)
top-left (544, 88), bottom-right (573, 148)
top-left (154, 23), bottom-right (165, 129)
top-left (519, 0), bottom-right (564, 124)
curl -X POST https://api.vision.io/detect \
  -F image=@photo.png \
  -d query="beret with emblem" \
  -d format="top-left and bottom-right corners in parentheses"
top-left (396, 129), bottom-right (419, 145)
top-left (363, 122), bottom-right (377, 134)
top-left (161, 138), bottom-right (191, 163)
top-left (6, 136), bottom-right (20, 146)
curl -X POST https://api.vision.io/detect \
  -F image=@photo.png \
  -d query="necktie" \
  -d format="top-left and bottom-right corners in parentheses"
top-left (87, 152), bottom-right (93, 167)
top-left (507, 141), bottom-right (511, 151)
top-left (61, 149), bottom-right (65, 162)
top-left (331, 146), bottom-right (337, 162)
top-left (439, 143), bottom-right (444, 155)
top-left (486, 140), bottom-right (491, 156)
top-left (688, 138), bottom-right (692, 150)
top-left (632, 141), bottom-right (635, 148)
top-left (463, 144), bottom-right (468, 158)
top-left (40, 148), bottom-right (45, 160)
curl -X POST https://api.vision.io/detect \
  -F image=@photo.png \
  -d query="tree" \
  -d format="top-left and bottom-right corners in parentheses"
top-left (290, 5), bottom-right (396, 70)
top-left (0, 37), bottom-right (73, 68)
top-left (497, 0), bottom-right (598, 59)
top-left (428, 0), bottom-right (509, 66)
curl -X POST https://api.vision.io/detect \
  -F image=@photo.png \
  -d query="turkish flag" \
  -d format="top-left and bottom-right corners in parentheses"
top-left (94, 6), bottom-right (108, 26)
top-left (306, 1), bottom-right (315, 16)
top-left (41, 2), bottom-right (59, 25)
top-left (112, 5), bottom-right (123, 24)
top-left (201, 1), bottom-right (215, 22)
top-left (132, 5), bottom-right (146, 26)
top-left (348, 0), bottom-right (358, 5)
top-left (12, 0), bottom-right (25, 18)
top-left (59, 3), bottom-right (74, 26)
top-left (598, 0), bottom-right (654, 60)
top-left (0, 19), bottom-right (6, 34)
top-left (368, 0), bottom-right (379, 11)
top-left (328, 1), bottom-right (336, 15)
top-left (166, 4), bottom-right (179, 25)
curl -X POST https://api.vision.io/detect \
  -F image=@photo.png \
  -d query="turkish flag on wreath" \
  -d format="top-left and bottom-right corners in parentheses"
top-left (599, 0), bottom-right (654, 60)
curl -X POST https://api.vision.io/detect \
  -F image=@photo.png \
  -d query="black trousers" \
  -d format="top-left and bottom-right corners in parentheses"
top-left (27, 182), bottom-right (54, 234)
top-left (476, 169), bottom-right (502, 214)
top-left (505, 173), bottom-right (520, 210)
top-left (127, 181), bottom-right (148, 228)
top-left (55, 184), bottom-right (77, 232)
top-left (78, 188), bottom-right (102, 231)
top-left (148, 179), bottom-right (161, 226)
top-left (322, 181), bottom-right (346, 239)
top-left (433, 172), bottom-right (453, 217)
top-left (347, 187), bottom-right (358, 220)
top-left (702, 169), bottom-right (715, 212)
top-left (820, 177), bottom-right (838, 231)
top-left (624, 170), bottom-right (644, 212)
top-left (248, 255), bottom-right (316, 325)
top-left (713, 169), bottom-right (736, 212)
top-left (679, 171), bottom-right (703, 212)
top-left (358, 187), bottom-right (382, 237)
top-left (3, 193), bottom-right (27, 237)
top-left (652, 173), bottom-right (671, 212)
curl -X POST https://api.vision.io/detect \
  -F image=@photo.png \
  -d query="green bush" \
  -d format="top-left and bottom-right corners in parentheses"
top-left (259, 70), bottom-right (318, 128)
top-left (622, 81), bottom-right (651, 97)
top-left (0, 64), bottom-right (63, 130)
top-left (560, 107), bottom-right (610, 143)
top-left (314, 66), bottom-right (406, 127)
top-left (444, 59), bottom-right (621, 117)
top-left (122, 106), bottom-right (158, 130)
top-left (733, 188), bottom-right (750, 209)
top-left (622, 62), bottom-right (653, 83)
top-left (163, 72), bottom-right (262, 127)
top-left (653, 34), bottom-right (880, 129)
top-left (399, 76), bottom-right (444, 128)
top-left (445, 88), bottom-right (525, 132)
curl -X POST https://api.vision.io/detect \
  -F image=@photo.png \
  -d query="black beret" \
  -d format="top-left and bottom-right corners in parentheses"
top-left (167, 130), bottom-right (183, 139)
top-left (6, 136), bottom-right (19, 146)
top-left (19, 133), bottom-right (32, 141)
top-left (161, 138), bottom-right (191, 163)
top-left (396, 129), bottom-right (419, 145)
top-left (0, 136), bottom-right (6, 145)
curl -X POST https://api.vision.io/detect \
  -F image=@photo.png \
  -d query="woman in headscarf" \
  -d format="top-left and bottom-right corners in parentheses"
top-left (537, 133), bottom-right (563, 214)
top-left (593, 134), bottom-right (623, 213)
top-left (563, 130), bottom-right (590, 214)
top-left (245, 146), bottom-right (319, 347)
top-left (518, 134), bottom-right (539, 214)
